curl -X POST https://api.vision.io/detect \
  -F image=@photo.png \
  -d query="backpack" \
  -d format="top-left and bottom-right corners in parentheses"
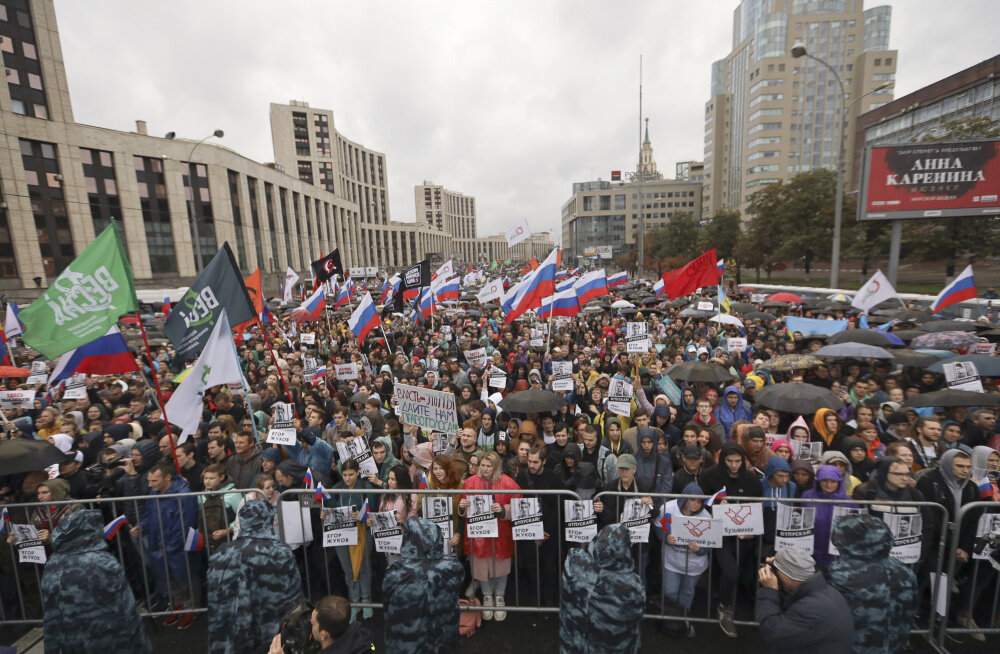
top-left (458, 597), bottom-right (482, 637)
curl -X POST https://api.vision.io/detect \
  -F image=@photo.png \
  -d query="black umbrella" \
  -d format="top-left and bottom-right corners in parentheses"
top-left (498, 389), bottom-right (567, 414)
top-left (665, 361), bottom-right (736, 384)
top-left (731, 302), bottom-right (756, 313)
top-left (814, 343), bottom-right (895, 359)
top-left (891, 330), bottom-right (926, 342)
top-left (891, 309), bottom-right (934, 324)
top-left (902, 389), bottom-right (1000, 408)
top-left (638, 296), bottom-right (659, 307)
top-left (890, 350), bottom-right (941, 368)
top-left (918, 320), bottom-right (978, 333)
top-left (826, 329), bottom-right (903, 347)
top-left (754, 383), bottom-right (844, 414)
top-left (928, 354), bottom-right (1000, 377)
top-left (743, 311), bottom-right (777, 321)
top-left (0, 438), bottom-right (69, 476)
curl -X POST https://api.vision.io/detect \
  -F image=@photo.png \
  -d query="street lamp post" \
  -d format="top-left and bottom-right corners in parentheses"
top-left (790, 43), bottom-right (893, 289)
top-left (166, 129), bottom-right (224, 272)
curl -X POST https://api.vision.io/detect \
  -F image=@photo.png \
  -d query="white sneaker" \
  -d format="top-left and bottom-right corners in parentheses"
top-left (494, 595), bottom-right (506, 622)
top-left (482, 594), bottom-right (494, 621)
top-left (957, 614), bottom-right (985, 642)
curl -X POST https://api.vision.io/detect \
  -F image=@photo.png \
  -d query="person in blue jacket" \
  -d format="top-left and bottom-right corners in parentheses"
top-left (713, 385), bottom-right (753, 436)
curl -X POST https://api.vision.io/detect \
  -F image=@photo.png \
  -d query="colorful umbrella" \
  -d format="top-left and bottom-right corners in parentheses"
top-left (766, 292), bottom-right (803, 303)
top-left (759, 354), bottom-right (823, 371)
top-left (0, 366), bottom-right (29, 378)
top-left (910, 331), bottom-right (980, 350)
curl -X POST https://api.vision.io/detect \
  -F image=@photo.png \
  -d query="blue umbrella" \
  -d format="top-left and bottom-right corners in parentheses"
top-left (928, 354), bottom-right (1000, 377)
top-left (915, 348), bottom-right (957, 359)
top-left (910, 331), bottom-right (980, 350)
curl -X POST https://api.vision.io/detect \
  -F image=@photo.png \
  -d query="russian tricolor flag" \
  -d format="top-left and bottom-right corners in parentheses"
top-left (0, 507), bottom-right (10, 534)
top-left (660, 513), bottom-right (671, 534)
top-left (314, 482), bottom-right (330, 503)
top-left (348, 292), bottom-right (380, 341)
top-left (574, 270), bottom-right (610, 306)
top-left (335, 282), bottom-right (352, 309)
top-left (381, 274), bottom-right (401, 305)
top-left (358, 499), bottom-right (370, 524)
top-left (184, 527), bottom-right (205, 552)
top-left (291, 287), bottom-right (326, 322)
top-left (419, 473), bottom-right (428, 490)
top-left (977, 477), bottom-right (993, 500)
top-left (931, 265), bottom-right (977, 314)
top-left (608, 272), bottom-right (627, 288)
top-left (309, 366), bottom-right (327, 383)
top-left (48, 326), bottom-right (138, 387)
top-left (717, 258), bottom-right (725, 273)
top-left (555, 270), bottom-right (569, 281)
top-left (539, 288), bottom-right (580, 318)
top-left (435, 277), bottom-right (460, 302)
top-left (303, 467), bottom-right (314, 489)
top-left (162, 297), bottom-right (171, 317)
top-left (104, 515), bottom-right (129, 540)
top-left (418, 288), bottom-right (435, 319)
top-left (504, 248), bottom-right (559, 323)
top-left (706, 487), bottom-right (727, 507)
top-left (653, 278), bottom-right (666, 297)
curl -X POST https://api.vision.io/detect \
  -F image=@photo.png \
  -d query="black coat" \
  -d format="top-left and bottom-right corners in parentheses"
top-left (756, 573), bottom-right (855, 654)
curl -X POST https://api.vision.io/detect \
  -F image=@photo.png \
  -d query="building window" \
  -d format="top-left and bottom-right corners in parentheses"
top-left (182, 161), bottom-right (217, 271)
top-left (227, 171), bottom-right (247, 271)
top-left (297, 160), bottom-right (313, 185)
top-left (264, 183), bottom-right (280, 270)
top-left (134, 155), bottom-right (176, 273)
top-left (0, 170), bottom-right (16, 278)
top-left (80, 147), bottom-right (122, 242)
top-left (21, 139), bottom-right (72, 275)
top-left (0, 3), bottom-right (50, 120)
top-left (279, 187), bottom-right (294, 269)
top-left (246, 177), bottom-right (265, 271)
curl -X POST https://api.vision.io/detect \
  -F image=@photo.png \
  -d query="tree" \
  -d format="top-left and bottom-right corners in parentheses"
top-left (700, 209), bottom-right (742, 261)
top-left (899, 117), bottom-right (1000, 277)
top-left (661, 212), bottom-right (701, 260)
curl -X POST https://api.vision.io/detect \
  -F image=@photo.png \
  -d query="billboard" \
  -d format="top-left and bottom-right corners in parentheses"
top-left (595, 245), bottom-right (613, 260)
top-left (858, 139), bottom-right (1000, 221)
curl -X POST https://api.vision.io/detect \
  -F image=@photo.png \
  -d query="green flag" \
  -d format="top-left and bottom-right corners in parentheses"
top-left (20, 223), bottom-right (138, 359)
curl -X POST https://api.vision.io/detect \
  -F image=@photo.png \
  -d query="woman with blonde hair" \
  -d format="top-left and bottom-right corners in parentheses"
top-left (459, 450), bottom-right (520, 621)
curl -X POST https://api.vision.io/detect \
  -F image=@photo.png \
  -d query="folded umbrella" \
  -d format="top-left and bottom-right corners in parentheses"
top-left (754, 383), bottom-right (844, 414)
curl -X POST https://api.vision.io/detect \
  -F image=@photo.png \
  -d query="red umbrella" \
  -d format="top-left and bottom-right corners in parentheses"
top-left (766, 292), bottom-right (803, 303)
top-left (0, 366), bottom-right (30, 378)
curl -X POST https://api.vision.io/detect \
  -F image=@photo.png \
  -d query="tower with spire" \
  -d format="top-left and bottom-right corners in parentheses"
top-left (637, 118), bottom-right (662, 180)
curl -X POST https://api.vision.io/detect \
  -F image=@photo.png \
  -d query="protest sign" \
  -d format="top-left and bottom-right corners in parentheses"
top-left (335, 438), bottom-right (378, 477)
top-left (672, 516), bottom-right (723, 548)
top-left (465, 347), bottom-right (488, 369)
top-left (370, 511), bottom-right (403, 554)
top-left (489, 370), bottom-right (507, 389)
top-left (971, 341), bottom-right (996, 355)
top-left (697, 301), bottom-right (714, 311)
top-left (466, 494), bottom-right (499, 538)
top-left (266, 402), bottom-right (297, 446)
top-left (322, 506), bottom-right (358, 547)
top-left (11, 524), bottom-right (46, 564)
top-left (432, 432), bottom-right (450, 456)
top-left (789, 440), bottom-right (823, 465)
top-left (300, 332), bottom-right (316, 345)
top-left (942, 361), bottom-right (983, 392)
top-left (883, 512), bottom-right (923, 564)
top-left (393, 383), bottom-right (458, 433)
top-left (607, 378), bottom-right (633, 416)
top-left (0, 390), bottom-right (35, 409)
top-left (511, 497), bottom-right (544, 541)
top-left (564, 500), bottom-right (598, 543)
top-left (775, 504), bottom-right (815, 552)
top-left (551, 360), bottom-right (573, 391)
top-left (655, 374), bottom-right (682, 406)
top-left (422, 496), bottom-right (455, 555)
top-left (828, 507), bottom-right (867, 555)
top-left (620, 498), bottom-right (650, 544)
top-left (335, 363), bottom-right (359, 380)
top-left (62, 373), bottom-right (88, 400)
top-left (714, 502), bottom-right (764, 537)
top-left (973, 513), bottom-right (1000, 560)
top-left (727, 337), bottom-right (747, 353)
top-left (26, 360), bottom-right (47, 386)
top-left (625, 322), bottom-right (651, 353)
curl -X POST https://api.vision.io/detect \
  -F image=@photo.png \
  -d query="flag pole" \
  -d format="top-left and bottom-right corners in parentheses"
top-left (254, 314), bottom-right (297, 409)
top-left (545, 247), bottom-right (559, 354)
top-left (135, 311), bottom-right (181, 474)
top-left (224, 325), bottom-right (261, 446)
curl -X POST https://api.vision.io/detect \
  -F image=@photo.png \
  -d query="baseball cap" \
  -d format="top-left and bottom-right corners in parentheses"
top-left (681, 445), bottom-right (704, 459)
top-left (616, 453), bottom-right (637, 470)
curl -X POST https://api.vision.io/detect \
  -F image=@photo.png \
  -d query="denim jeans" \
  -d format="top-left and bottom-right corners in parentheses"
top-left (662, 568), bottom-right (700, 609)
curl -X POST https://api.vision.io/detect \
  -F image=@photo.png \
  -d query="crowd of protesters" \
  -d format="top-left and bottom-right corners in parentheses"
top-left (2, 275), bottom-right (1000, 652)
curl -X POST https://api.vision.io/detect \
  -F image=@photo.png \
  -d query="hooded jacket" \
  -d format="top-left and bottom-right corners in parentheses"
top-left (714, 385), bottom-right (753, 435)
top-left (828, 513), bottom-right (918, 654)
top-left (840, 436), bottom-right (876, 483)
top-left (790, 458), bottom-right (815, 497)
top-left (971, 445), bottom-right (999, 501)
top-left (556, 443), bottom-right (600, 499)
top-left (802, 465), bottom-right (856, 568)
top-left (916, 449), bottom-right (979, 555)
top-left (41, 510), bottom-right (151, 654)
top-left (820, 450), bottom-right (861, 496)
top-left (373, 435), bottom-right (401, 483)
top-left (660, 482), bottom-right (711, 576)
top-left (383, 517), bottom-right (464, 654)
top-left (560, 524), bottom-right (645, 654)
top-left (207, 501), bottom-right (302, 654)
top-left (813, 408), bottom-right (849, 452)
top-left (226, 441), bottom-right (263, 490)
top-left (634, 428), bottom-right (673, 496)
top-left (700, 442), bottom-right (763, 498)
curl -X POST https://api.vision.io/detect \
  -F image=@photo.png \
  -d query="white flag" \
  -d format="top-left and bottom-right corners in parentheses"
top-left (851, 270), bottom-right (897, 313)
top-left (4, 302), bottom-right (22, 339)
top-left (505, 219), bottom-right (532, 247)
top-left (435, 259), bottom-right (454, 281)
top-left (165, 309), bottom-right (245, 441)
top-left (283, 268), bottom-right (299, 303)
top-left (477, 278), bottom-right (505, 303)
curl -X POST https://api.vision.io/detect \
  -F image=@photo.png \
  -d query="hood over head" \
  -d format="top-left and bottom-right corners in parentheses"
top-left (786, 415), bottom-right (811, 439)
top-left (50, 509), bottom-right (105, 554)
top-left (841, 436), bottom-right (867, 456)
top-left (764, 456), bottom-right (791, 479)
top-left (400, 517), bottom-right (443, 561)
top-left (562, 443), bottom-right (582, 465)
top-left (681, 481), bottom-right (704, 513)
top-left (235, 500), bottom-right (278, 540)
top-left (593, 523), bottom-right (634, 573)
top-left (971, 445), bottom-right (998, 473)
top-left (41, 477), bottom-right (71, 501)
top-left (831, 512), bottom-right (892, 559)
top-left (133, 438), bottom-right (162, 471)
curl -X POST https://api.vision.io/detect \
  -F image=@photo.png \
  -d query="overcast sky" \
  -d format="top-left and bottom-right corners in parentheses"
top-left (55, 1), bottom-right (1000, 241)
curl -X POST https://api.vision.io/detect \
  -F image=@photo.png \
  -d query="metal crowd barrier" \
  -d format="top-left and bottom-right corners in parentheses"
top-left (0, 488), bottom-right (264, 625)
top-left (276, 486), bottom-right (583, 614)
top-left (593, 491), bottom-right (950, 650)
top-left (936, 500), bottom-right (1000, 649)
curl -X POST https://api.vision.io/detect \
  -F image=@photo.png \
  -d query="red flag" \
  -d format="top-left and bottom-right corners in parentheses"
top-left (528, 257), bottom-right (540, 271)
top-left (235, 269), bottom-right (264, 332)
top-left (660, 249), bottom-right (720, 300)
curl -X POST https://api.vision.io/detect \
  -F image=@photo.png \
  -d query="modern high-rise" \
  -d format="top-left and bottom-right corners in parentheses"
top-left (703, 0), bottom-right (897, 223)
top-left (413, 182), bottom-right (476, 239)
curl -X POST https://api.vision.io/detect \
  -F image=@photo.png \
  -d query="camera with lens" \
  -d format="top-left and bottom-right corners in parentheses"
top-left (973, 528), bottom-right (1000, 572)
top-left (277, 599), bottom-right (320, 654)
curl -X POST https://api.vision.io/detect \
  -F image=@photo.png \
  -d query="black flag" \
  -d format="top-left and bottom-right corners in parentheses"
top-left (311, 249), bottom-right (344, 283)
top-left (163, 243), bottom-right (255, 371)
top-left (393, 259), bottom-right (431, 312)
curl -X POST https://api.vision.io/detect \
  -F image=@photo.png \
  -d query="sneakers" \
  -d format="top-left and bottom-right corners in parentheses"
top-left (956, 614), bottom-right (985, 642)
top-left (482, 594), bottom-right (494, 621)
top-left (494, 596), bottom-right (507, 622)
top-left (163, 606), bottom-right (183, 626)
top-left (361, 599), bottom-right (373, 620)
top-left (177, 613), bottom-right (196, 630)
top-left (350, 606), bottom-right (360, 623)
top-left (686, 622), bottom-right (696, 638)
top-left (718, 605), bottom-right (738, 638)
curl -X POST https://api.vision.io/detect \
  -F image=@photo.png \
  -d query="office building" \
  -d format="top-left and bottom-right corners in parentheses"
top-left (703, 0), bottom-right (897, 222)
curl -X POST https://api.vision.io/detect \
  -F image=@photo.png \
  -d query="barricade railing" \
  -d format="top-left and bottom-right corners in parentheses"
top-left (593, 491), bottom-right (950, 649)
top-left (935, 500), bottom-right (1000, 649)
top-left (276, 486), bottom-right (582, 614)
top-left (0, 488), bottom-right (265, 626)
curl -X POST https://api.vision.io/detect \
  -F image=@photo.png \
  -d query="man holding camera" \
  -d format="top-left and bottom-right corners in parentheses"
top-left (756, 547), bottom-right (854, 653)
top-left (268, 595), bottom-right (373, 654)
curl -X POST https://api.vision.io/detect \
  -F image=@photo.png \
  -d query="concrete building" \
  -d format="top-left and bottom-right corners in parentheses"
top-left (703, 0), bottom-right (897, 222)
top-left (852, 55), bottom-right (1000, 191)
top-left (561, 123), bottom-right (702, 262)
top-left (0, 0), bottom-right (551, 296)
